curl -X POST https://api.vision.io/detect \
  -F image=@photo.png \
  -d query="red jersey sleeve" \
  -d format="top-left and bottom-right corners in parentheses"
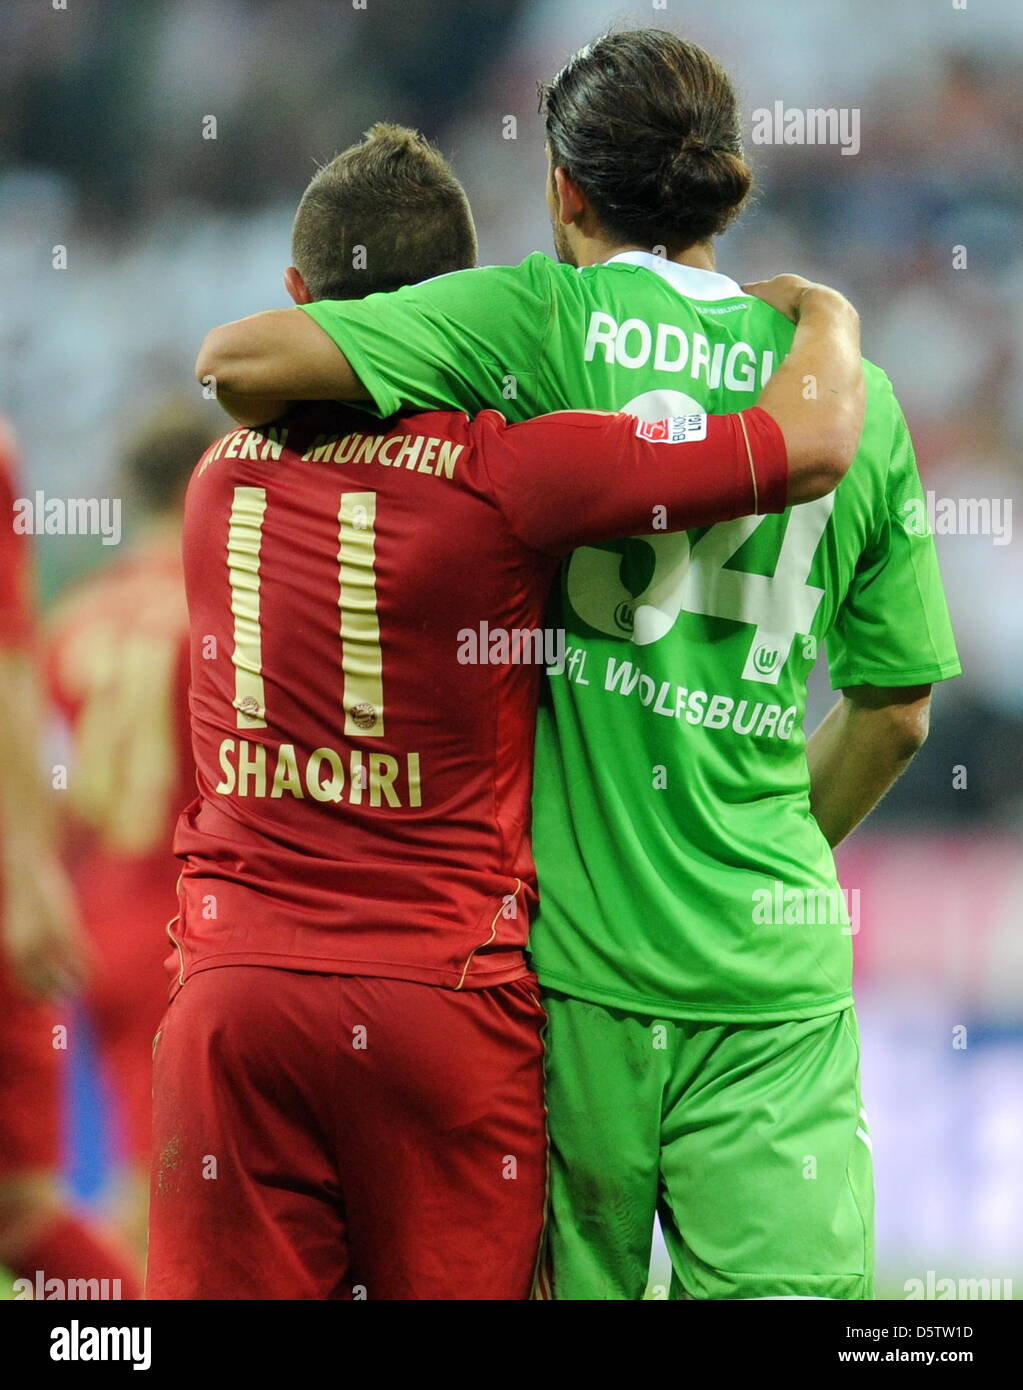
top-left (0, 424), bottom-right (33, 649)
top-left (474, 405), bottom-right (788, 557)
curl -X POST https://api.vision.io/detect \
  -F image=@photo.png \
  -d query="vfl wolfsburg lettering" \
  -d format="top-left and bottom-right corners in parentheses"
top-left (597, 661), bottom-right (798, 740)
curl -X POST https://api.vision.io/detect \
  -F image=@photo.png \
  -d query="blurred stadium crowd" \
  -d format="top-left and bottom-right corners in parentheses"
top-left (3, 0), bottom-right (1022, 824)
top-left (1, 0), bottom-right (1021, 1292)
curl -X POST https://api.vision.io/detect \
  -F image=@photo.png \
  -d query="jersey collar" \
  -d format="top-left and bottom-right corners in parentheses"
top-left (602, 250), bottom-right (747, 303)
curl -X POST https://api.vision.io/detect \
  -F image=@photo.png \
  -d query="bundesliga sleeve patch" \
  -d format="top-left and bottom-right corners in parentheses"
top-left (635, 413), bottom-right (708, 444)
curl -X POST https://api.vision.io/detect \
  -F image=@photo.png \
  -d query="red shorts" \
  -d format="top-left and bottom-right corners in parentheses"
top-left (147, 966), bottom-right (548, 1300)
top-left (0, 960), bottom-right (61, 1175)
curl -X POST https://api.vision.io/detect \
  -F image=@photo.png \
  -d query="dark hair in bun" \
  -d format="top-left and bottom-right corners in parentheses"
top-left (540, 29), bottom-right (753, 253)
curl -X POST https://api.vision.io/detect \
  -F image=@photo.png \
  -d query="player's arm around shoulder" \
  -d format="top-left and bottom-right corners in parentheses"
top-left (194, 259), bottom-right (552, 427)
top-left (196, 308), bottom-right (366, 424)
top-left (745, 275), bottom-right (865, 505)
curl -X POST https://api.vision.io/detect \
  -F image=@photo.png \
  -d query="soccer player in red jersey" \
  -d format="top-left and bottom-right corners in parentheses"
top-left (147, 127), bottom-right (863, 1300)
top-left (0, 419), bottom-right (141, 1300)
top-left (45, 408), bottom-right (213, 1267)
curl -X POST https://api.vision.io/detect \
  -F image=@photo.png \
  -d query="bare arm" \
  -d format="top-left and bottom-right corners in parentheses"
top-left (196, 309), bottom-right (366, 425)
top-left (0, 650), bottom-right (84, 997)
top-left (197, 270), bottom-right (866, 448)
top-left (745, 277), bottom-right (864, 503)
top-left (806, 683), bottom-right (931, 848)
top-left (200, 384), bottom-right (293, 431)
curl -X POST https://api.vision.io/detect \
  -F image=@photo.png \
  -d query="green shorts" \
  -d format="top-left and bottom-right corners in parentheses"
top-left (543, 991), bottom-right (874, 1300)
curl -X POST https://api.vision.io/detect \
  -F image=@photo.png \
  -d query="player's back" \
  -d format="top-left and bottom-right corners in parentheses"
top-left (524, 258), bottom-right (960, 1018)
top-left (175, 403), bottom-right (559, 992)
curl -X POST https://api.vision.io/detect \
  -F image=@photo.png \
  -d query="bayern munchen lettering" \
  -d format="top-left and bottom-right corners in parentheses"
top-left (582, 313), bottom-right (774, 389)
top-left (301, 429), bottom-right (463, 476)
top-left (215, 738), bottom-right (423, 808)
top-left (207, 426), bottom-right (290, 463)
top-left (206, 427), bottom-right (464, 478)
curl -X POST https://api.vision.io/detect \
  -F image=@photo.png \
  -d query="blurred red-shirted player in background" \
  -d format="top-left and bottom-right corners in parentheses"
top-left (0, 418), bottom-right (141, 1299)
top-left (45, 407), bottom-right (213, 1264)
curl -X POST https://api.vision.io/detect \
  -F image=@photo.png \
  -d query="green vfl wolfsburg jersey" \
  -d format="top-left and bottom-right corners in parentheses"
top-left (302, 250), bottom-right (961, 1021)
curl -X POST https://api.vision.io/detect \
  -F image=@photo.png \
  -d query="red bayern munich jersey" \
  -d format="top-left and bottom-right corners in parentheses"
top-left (45, 533), bottom-right (195, 989)
top-left (0, 421), bottom-right (32, 652)
top-left (0, 422), bottom-right (34, 930)
top-left (172, 403), bottom-right (786, 990)
top-left (46, 532), bottom-right (194, 864)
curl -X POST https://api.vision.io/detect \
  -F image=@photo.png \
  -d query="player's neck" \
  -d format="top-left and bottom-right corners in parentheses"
top-left (575, 238), bottom-right (716, 272)
top-left (667, 241), bottom-right (716, 272)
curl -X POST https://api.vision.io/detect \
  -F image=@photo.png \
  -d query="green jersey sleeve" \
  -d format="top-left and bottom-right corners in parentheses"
top-left (299, 254), bottom-right (557, 419)
top-left (826, 399), bottom-right (962, 689)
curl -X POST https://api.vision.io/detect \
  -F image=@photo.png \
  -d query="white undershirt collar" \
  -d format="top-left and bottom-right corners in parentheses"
top-left (601, 250), bottom-right (747, 303)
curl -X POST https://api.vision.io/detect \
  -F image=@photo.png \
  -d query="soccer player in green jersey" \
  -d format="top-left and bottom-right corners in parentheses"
top-left (199, 30), bottom-right (960, 1301)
